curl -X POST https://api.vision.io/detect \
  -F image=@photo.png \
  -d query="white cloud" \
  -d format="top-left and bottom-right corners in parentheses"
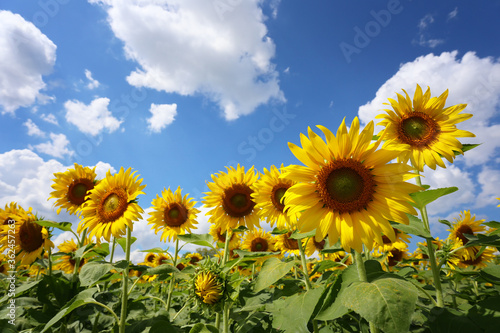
top-left (40, 113), bottom-right (59, 125)
top-left (32, 133), bottom-right (74, 159)
top-left (413, 13), bottom-right (444, 48)
top-left (23, 119), bottom-right (46, 137)
top-left (147, 103), bottom-right (177, 133)
top-left (447, 7), bottom-right (458, 21)
top-left (84, 69), bottom-right (100, 89)
top-left (475, 168), bottom-right (500, 208)
top-left (0, 10), bottom-right (56, 114)
top-left (418, 14), bottom-right (434, 30)
top-left (90, 0), bottom-right (284, 120)
top-left (64, 97), bottom-right (123, 136)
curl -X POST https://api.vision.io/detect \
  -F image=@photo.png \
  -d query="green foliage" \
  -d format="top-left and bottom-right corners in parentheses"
top-left (253, 257), bottom-right (295, 292)
top-left (410, 187), bottom-right (458, 210)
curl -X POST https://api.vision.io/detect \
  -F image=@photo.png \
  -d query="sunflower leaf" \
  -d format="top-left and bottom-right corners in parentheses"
top-left (410, 187), bottom-right (458, 209)
top-left (140, 247), bottom-right (169, 253)
top-left (254, 257), bottom-right (295, 293)
top-left (455, 143), bottom-right (481, 155)
top-left (463, 234), bottom-right (500, 248)
top-left (479, 264), bottom-right (500, 285)
top-left (177, 233), bottom-right (215, 249)
top-left (390, 215), bottom-right (432, 239)
top-left (289, 229), bottom-right (316, 240)
top-left (34, 220), bottom-right (73, 232)
top-left (117, 236), bottom-right (137, 252)
top-left (271, 227), bottom-right (289, 235)
top-left (79, 262), bottom-right (114, 287)
top-left (438, 219), bottom-right (452, 227)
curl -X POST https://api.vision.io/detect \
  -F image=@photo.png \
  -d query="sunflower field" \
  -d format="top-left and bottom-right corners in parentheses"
top-left (1, 85), bottom-right (500, 333)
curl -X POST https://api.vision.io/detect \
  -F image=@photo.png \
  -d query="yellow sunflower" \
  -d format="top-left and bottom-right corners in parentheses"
top-left (142, 253), bottom-right (158, 267)
top-left (12, 210), bottom-right (54, 265)
top-left (0, 202), bottom-right (29, 252)
top-left (251, 164), bottom-right (298, 229)
top-left (49, 163), bottom-right (98, 215)
top-left (282, 117), bottom-right (421, 253)
top-left (148, 187), bottom-right (199, 242)
top-left (375, 227), bottom-right (411, 253)
top-left (0, 254), bottom-right (10, 275)
top-left (186, 253), bottom-right (203, 265)
top-left (376, 84), bottom-right (474, 171)
top-left (203, 164), bottom-right (260, 233)
top-left (448, 246), bottom-right (496, 270)
top-left (194, 270), bottom-right (224, 305)
top-left (53, 238), bottom-right (92, 274)
top-left (447, 210), bottom-right (486, 260)
top-left (324, 251), bottom-right (352, 270)
top-left (209, 225), bottom-right (241, 249)
top-left (79, 167), bottom-right (146, 242)
top-left (275, 231), bottom-right (301, 256)
top-left (303, 236), bottom-right (326, 257)
top-left (153, 253), bottom-right (170, 266)
top-left (241, 228), bottom-right (276, 253)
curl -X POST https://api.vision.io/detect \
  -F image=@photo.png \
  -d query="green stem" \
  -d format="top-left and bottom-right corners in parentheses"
top-left (222, 230), bottom-right (231, 266)
top-left (223, 302), bottom-right (230, 333)
top-left (109, 237), bottom-right (116, 264)
top-left (88, 300), bottom-right (120, 326)
top-left (215, 313), bottom-right (221, 331)
top-left (128, 276), bottom-right (141, 295)
top-left (172, 300), bottom-right (190, 321)
top-left (119, 227), bottom-right (132, 333)
top-left (415, 174), bottom-right (445, 307)
top-left (298, 238), bottom-right (319, 333)
top-left (149, 295), bottom-right (169, 310)
top-left (353, 250), bottom-right (379, 333)
top-left (409, 280), bottom-right (439, 307)
top-left (47, 247), bottom-right (52, 276)
top-left (166, 238), bottom-right (179, 312)
top-left (71, 228), bottom-right (88, 284)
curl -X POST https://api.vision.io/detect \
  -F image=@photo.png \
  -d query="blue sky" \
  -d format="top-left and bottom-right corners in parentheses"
top-left (1, 0), bottom-right (500, 260)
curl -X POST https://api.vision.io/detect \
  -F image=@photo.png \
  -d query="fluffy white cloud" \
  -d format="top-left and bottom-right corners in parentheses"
top-left (32, 133), bottom-right (74, 159)
top-left (40, 113), bottom-right (59, 125)
top-left (475, 168), bottom-right (500, 208)
top-left (0, 11), bottom-right (56, 114)
top-left (89, 0), bottom-right (284, 120)
top-left (358, 51), bottom-right (500, 166)
top-left (23, 119), bottom-right (46, 137)
top-left (147, 103), bottom-right (177, 133)
top-left (84, 69), bottom-right (100, 89)
top-left (64, 97), bottom-right (123, 136)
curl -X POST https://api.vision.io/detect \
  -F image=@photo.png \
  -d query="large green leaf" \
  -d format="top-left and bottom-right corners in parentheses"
top-left (341, 278), bottom-right (418, 333)
top-left (189, 323), bottom-right (219, 333)
top-left (117, 236), bottom-right (137, 252)
top-left (177, 233), bottom-right (215, 249)
top-left (465, 233), bottom-right (500, 248)
top-left (253, 257), bottom-right (295, 293)
top-left (34, 220), bottom-right (73, 232)
top-left (456, 143), bottom-right (481, 155)
top-left (390, 215), bottom-right (432, 239)
top-left (289, 229), bottom-right (316, 240)
top-left (410, 187), bottom-right (458, 209)
top-left (427, 307), bottom-right (481, 333)
top-left (267, 287), bottom-right (324, 333)
top-left (479, 264), bottom-right (500, 285)
top-left (0, 280), bottom-right (40, 303)
top-left (314, 274), bottom-right (348, 321)
top-left (79, 262), bottom-right (114, 287)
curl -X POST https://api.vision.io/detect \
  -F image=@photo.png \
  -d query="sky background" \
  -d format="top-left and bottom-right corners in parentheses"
top-left (1, 0), bottom-right (500, 262)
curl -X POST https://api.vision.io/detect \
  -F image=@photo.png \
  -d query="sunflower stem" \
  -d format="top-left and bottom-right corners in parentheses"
top-left (71, 228), bottom-right (87, 284)
top-left (415, 174), bottom-right (445, 307)
top-left (118, 226), bottom-right (132, 333)
top-left (298, 238), bottom-right (319, 333)
top-left (215, 313), bottom-right (221, 330)
top-left (47, 246), bottom-right (52, 277)
top-left (109, 237), bottom-right (116, 264)
top-left (353, 250), bottom-right (379, 333)
top-left (166, 238), bottom-right (179, 312)
top-left (222, 230), bottom-right (231, 266)
top-left (223, 301), bottom-right (230, 333)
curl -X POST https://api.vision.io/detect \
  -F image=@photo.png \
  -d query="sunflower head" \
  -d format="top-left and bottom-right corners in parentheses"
top-left (376, 84), bottom-right (474, 171)
top-left (192, 265), bottom-right (226, 309)
top-left (49, 163), bottom-right (98, 215)
top-left (148, 187), bottom-right (199, 242)
top-left (186, 253), bottom-right (203, 265)
top-left (79, 167), bottom-right (146, 242)
top-left (303, 236), bottom-right (326, 257)
top-left (143, 253), bottom-right (158, 267)
top-left (375, 228), bottom-right (411, 253)
top-left (53, 238), bottom-right (92, 274)
top-left (282, 117), bottom-right (421, 253)
top-left (14, 211), bottom-right (54, 265)
top-left (448, 246), bottom-right (496, 270)
top-left (448, 210), bottom-right (486, 259)
top-left (209, 225), bottom-right (240, 249)
top-left (275, 231), bottom-right (300, 256)
top-left (203, 164), bottom-right (260, 233)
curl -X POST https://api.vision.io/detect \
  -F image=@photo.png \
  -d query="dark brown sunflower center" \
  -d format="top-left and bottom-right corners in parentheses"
top-left (388, 249), bottom-right (403, 266)
top-left (271, 185), bottom-right (289, 212)
top-left (283, 232), bottom-right (299, 250)
top-left (316, 159), bottom-right (375, 213)
top-left (382, 228), bottom-right (400, 244)
top-left (397, 112), bottom-right (440, 147)
top-left (456, 225), bottom-right (474, 245)
top-left (251, 237), bottom-right (269, 252)
top-left (314, 238), bottom-right (325, 250)
top-left (222, 184), bottom-right (255, 218)
top-left (146, 254), bottom-right (156, 263)
top-left (99, 187), bottom-right (128, 222)
top-left (19, 221), bottom-right (44, 253)
top-left (462, 248), bottom-right (482, 266)
top-left (164, 203), bottom-right (188, 227)
top-left (334, 253), bottom-right (345, 262)
top-left (176, 262), bottom-right (185, 271)
top-left (68, 179), bottom-right (94, 205)
top-left (189, 255), bottom-right (201, 264)
top-left (69, 257), bottom-right (85, 268)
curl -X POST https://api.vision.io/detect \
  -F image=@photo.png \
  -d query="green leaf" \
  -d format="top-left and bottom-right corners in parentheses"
top-left (289, 229), bottom-right (316, 240)
top-left (117, 236), bottom-right (137, 252)
top-left (479, 264), bottom-right (500, 285)
top-left (427, 307), bottom-right (480, 333)
top-left (233, 249), bottom-right (281, 259)
top-left (34, 220), bottom-right (73, 232)
top-left (74, 243), bottom-right (95, 259)
top-left (140, 247), bottom-right (168, 253)
top-left (314, 274), bottom-right (348, 321)
top-left (189, 323), bottom-right (219, 333)
top-left (267, 287), bottom-right (324, 333)
top-left (79, 262), bottom-right (114, 287)
top-left (254, 257), bottom-right (295, 293)
top-left (464, 233), bottom-right (500, 248)
top-left (232, 225), bottom-right (248, 233)
top-left (0, 280), bottom-right (41, 303)
top-left (390, 215), bottom-right (432, 239)
top-left (146, 264), bottom-right (179, 276)
top-left (341, 278), bottom-right (418, 333)
top-left (177, 233), bottom-right (215, 249)
top-left (438, 219), bottom-right (452, 228)
top-left (410, 187), bottom-right (458, 209)
top-left (456, 143), bottom-right (481, 155)
top-left (113, 260), bottom-right (130, 270)
top-left (91, 242), bottom-right (110, 257)
top-left (270, 227), bottom-right (289, 235)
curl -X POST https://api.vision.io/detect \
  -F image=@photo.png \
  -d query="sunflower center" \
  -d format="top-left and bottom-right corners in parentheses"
top-left (19, 221), bottom-right (44, 253)
top-left (251, 237), bottom-right (268, 252)
top-left (388, 249), bottom-right (403, 266)
top-left (313, 238), bottom-right (325, 250)
top-left (68, 179), bottom-right (94, 205)
top-left (283, 232), bottom-right (299, 250)
top-left (456, 225), bottom-right (474, 245)
top-left (99, 188), bottom-right (128, 222)
top-left (316, 159), bottom-right (375, 213)
top-left (222, 184), bottom-right (255, 218)
top-left (397, 112), bottom-right (440, 147)
top-left (164, 203), bottom-right (188, 227)
top-left (271, 185), bottom-right (289, 212)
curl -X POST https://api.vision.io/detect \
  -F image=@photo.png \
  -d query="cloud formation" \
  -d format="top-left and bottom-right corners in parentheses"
top-left (147, 103), bottom-right (177, 133)
top-left (0, 10), bottom-right (56, 114)
top-left (64, 97), bottom-right (123, 136)
top-left (89, 0), bottom-right (284, 120)
top-left (31, 133), bottom-right (74, 159)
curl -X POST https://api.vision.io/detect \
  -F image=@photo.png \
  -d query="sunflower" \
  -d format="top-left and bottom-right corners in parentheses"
top-left (12, 210), bottom-right (54, 265)
top-left (0, 202), bottom-right (29, 252)
top-left (143, 253), bottom-right (158, 267)
top-left (376, 84), bottom-right (474, 171)
top-left (148, 187), bottom-right (199, 242)
top-left (153, 253), bottom-right (170, 266)
top-left (209, 225), bottom-right (241, 249)
top-left (186, 253), bottom-right (203, 265)
top-left (241, 228), bottom-right (276, 253)
top-left (251, 164), bottom-right (298, 229)
top-left (203, 164), bottom-right (260, 233)
top-left (448, 246), bottom-right (496, 270)
top-left (375, 227), bottom-right (411, 253)
top-left (275, 231), bottom-right (301, 256)
top-left (324, 251), bottom-right (352, 269)
top-left (303, 236), bottom-right (326, 257)
top-left (194, 270), bottom-right (225, 305)
top-left (53, 238), bottom-right (91, 274)
top-left (49, 163), bottom-right (98, 215)
top-left (447, 210), bottom-right (486, 260)
top-left (0, 254), bottom-right (10, 275)
top-left (79, 167), bottom-right (146, 242)
top-left (282, 117), bottom-right (421, 253)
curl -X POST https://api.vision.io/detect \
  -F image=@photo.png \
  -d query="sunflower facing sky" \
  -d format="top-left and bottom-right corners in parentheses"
top-left (148, 186), bottom-right (199, 242)
top-left (282, 117), bottom-right (421, 253)
top-left (447, 210), bottom-right (486, 260)
top-left (79, 167), bottom-right (146, 242)
top-left (49, 163), bottom-right (98, 215)
top-left (203, 164), bottom-right (260, 233)
top-left (251, 164), bottom-right (298, 230)
top-left (376, 84), bottom-right (474, 171)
